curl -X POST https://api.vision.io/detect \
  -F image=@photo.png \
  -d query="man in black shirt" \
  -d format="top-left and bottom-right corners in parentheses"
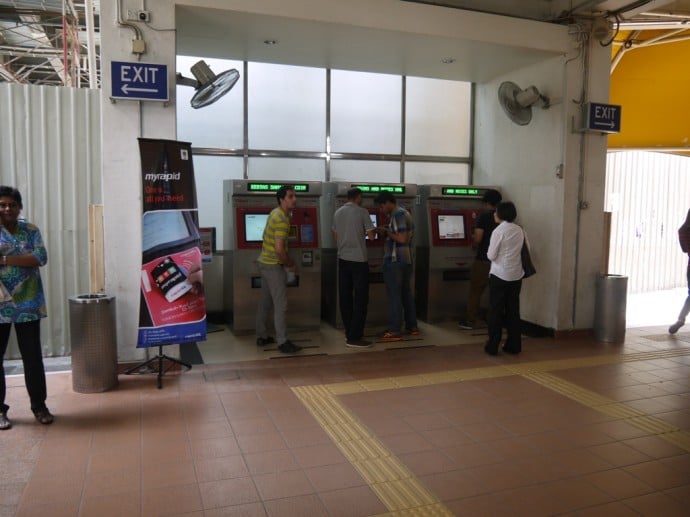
top-left (458, 189), bottom-right (502, 330)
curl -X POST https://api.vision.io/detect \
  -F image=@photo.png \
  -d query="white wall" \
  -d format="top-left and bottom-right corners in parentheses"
top-left (101, 2), bottom-right (177, 360)
top-left (474, 35), bottom-right (610, 331)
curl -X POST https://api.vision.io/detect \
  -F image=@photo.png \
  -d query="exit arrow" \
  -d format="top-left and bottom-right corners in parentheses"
top-left (121, 83), bottom-right (158, 95)
top-left (595, 120), bottom-right (615, 128)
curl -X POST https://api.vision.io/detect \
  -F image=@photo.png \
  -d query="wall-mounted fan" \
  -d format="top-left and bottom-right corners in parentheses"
top-left (176, 60), bottom-right (240, 109)
top-left (498, 81), bottom-right (550, 126)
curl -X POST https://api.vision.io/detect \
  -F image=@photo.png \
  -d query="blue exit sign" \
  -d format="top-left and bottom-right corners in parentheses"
top-left (584, 102), bottom-right (621, 133)
top-left (111, 61), bottom-right (168, 102)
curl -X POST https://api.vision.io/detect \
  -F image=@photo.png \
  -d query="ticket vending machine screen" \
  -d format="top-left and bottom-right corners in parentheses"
top-left (244, 213), bottom-right (269, 243)
top-left (437, 213), bottom-right (466, 240)
top-left (430, 209), bottom-right (470, 246)
top-left (365, 212), bottom-right (378, 240)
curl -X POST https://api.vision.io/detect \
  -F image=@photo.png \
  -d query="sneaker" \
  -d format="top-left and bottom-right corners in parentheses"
top-left (346, 339), bottom-right (373, 348)
top-left (278, 340), bottom-right (302, 354)
top-left (256, 336), bottom-right (275, 346)
top-left (377, 330), bottom-right (403, 342)
top-left (669, 320), bottom-right (684, 335)
top-left (458, 321), bottom-right (474, 330)
top-left (34, 408), bottom-right (54, 425)
top-left (406, 328), bottom-right (421, 336)
top-left (0, 412), bottom-right (11, 430)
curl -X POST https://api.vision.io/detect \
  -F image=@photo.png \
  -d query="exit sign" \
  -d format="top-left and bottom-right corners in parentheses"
top-left (583, 102), bottom-right (621, 133)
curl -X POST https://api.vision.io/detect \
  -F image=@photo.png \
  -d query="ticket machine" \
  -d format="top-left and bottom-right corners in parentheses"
top-left (415, 185), bottom-right (498, 322)
top-left (321, 182), bottom-right (418, 328)
top-left (223, 180), bottom-right (322, 333)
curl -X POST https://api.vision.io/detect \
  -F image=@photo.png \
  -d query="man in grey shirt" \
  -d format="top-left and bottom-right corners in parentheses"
top-left (332, 188), bottom-right (376, 347)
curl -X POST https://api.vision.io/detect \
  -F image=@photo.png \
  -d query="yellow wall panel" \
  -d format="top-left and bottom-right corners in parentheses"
top-left (609, 39), bottom-right (690, 151)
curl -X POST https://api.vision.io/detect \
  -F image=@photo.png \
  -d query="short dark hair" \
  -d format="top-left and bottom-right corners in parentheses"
top-left (496, 201), bottom-right (517, 222)
top-left (373, 191), bottom-right (396, 205)
top-left (346, 187), bottom-right (362, 201)
top-left (482, 189), bottom-right (502, 206)
top-left (276, 185), bottom-right (294, 204)
top-left (0, 186), bottom-right (23, 209)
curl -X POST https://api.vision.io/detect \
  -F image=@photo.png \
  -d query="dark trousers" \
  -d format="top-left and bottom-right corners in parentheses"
top-left (339, 259), bottom-right (369, 341)
top-left (383, 262), bottom-right (417, 334)
top-left (0, 320), bottom-right (47, 413)
top-left (465, 259), bottom-right (490, 324)
top-left (486, 274), bottom-right (522, 353)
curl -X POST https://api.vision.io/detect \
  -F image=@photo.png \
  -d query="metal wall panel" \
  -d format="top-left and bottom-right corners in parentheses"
top-left (0, 83), bottom-right (101, 358)
top-left (606, 150), bottom-right (690, 294)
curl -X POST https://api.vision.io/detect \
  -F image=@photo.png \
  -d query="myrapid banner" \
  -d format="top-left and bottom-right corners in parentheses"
top-left (137, 138), bottom-right (206, 348)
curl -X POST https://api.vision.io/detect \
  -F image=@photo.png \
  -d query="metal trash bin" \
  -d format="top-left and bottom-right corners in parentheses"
top-left (593, 274), bottom-right (628, 344)
top-left (69, 294), bottom-right (118, 393)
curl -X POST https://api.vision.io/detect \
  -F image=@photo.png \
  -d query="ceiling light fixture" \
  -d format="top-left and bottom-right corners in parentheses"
top-left (263, 39), bottom-right (278, 45)
top-left (441, 57), bottom-right (456, 64)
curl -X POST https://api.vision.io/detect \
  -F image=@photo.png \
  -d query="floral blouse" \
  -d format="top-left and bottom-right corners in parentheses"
top-left (0, 220), bottom-right (48, 323)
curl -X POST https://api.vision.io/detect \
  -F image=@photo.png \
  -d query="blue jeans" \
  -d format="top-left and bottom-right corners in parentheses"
top-left (383, 262), bottom-right (417, 334)
top-left (339, 259), bottom-right (369, 341)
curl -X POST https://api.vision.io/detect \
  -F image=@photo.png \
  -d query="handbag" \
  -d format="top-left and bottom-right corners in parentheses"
top-left (521, 230), bottom-right (536, 278)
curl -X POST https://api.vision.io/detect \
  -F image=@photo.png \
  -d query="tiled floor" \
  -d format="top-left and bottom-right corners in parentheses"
top-left (2, 318), bottom-right (690, 516)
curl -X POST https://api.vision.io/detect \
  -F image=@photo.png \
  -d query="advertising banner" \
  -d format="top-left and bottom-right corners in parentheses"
top-left (137, 138), bottom-right (206, 348)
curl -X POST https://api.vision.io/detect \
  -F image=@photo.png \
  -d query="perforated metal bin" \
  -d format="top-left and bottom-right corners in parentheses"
top-left (593, 274), bottom-right (628, 344)
top-left (69, 294), bottom-right (118, 393)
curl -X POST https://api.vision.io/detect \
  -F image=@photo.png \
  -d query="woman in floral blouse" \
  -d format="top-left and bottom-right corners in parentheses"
top-left (0, 186), bottom-right (52, 430)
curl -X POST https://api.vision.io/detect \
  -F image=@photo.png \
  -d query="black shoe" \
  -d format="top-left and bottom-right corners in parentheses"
top-left (0, 411), bottom-right (11, 430)
top-left (346, 339), bottom-right (373, 348)
top-left (256, 336), bottom-right (275, 346)
top-left (278, 340), bottom-right (302, 354)
top-left (502, 346), bottom-right (521, 355)
top-left (483, 344), bottom-right (498, 356)
top-left (34, 408), bottom-right (54, 425)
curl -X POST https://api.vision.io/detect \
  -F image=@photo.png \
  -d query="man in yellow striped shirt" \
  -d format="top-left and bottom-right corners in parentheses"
top-left (256, 185), bottom-right (301, 353)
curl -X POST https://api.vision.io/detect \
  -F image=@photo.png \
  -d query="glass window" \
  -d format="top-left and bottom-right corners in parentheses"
top-left (193, 155), bottom-right (243, 250)
top-left (176, 56), bottom-right (244, 149)
top-left (331, 70), bottom-right (401, 154)
top-left (406, 77), bottom-right (471, 157)
top-left (247, 157), bottom-right (325, 182)
top-left (248, 63), bottom-right (326, 152)
top-left (405, 162), bottom-right (469, 185)
top-left (330, 160), bottom-right (400, 184)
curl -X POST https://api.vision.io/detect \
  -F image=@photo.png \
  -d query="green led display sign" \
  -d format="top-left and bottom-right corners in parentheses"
top-left (441, 187), bottom-right (481, 197)
top-left (247, 183), bottom-right (309, 193)
top-left (352, 184), bottom-right (405, 194)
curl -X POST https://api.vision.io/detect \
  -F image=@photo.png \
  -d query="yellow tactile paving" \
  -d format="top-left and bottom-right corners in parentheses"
top-left (292, 346), bottom-right (690, 513)
top-left (292, 384), bottom-right (453, 515)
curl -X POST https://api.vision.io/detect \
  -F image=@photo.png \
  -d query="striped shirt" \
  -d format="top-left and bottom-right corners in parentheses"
top-left (258, 206), bottom-right (290, 265)
top-left (383, 206), bottom-right (414, 265)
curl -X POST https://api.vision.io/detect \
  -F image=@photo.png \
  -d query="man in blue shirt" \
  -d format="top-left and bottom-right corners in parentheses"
top-left (374, 191), bottom-right (418, 341)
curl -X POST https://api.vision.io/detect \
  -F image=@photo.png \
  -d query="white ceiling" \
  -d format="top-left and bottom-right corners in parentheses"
top-left (175, 4), bottom-right (565, 84)
top-left (176, 0), bottom-right (690, 83)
